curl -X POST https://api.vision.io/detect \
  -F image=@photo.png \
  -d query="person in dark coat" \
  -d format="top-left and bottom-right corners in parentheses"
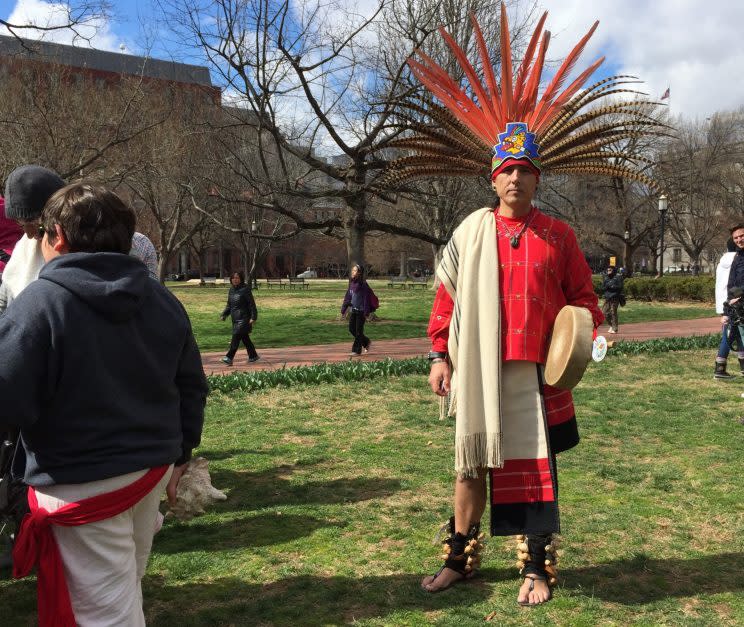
top-left (341, 264), bottom-right (375, 356)
top-left (0, 183), bottom-right (207, 625)
top-left (221, 271), bottom-right (259, 365)
top-left (602, 265), bottom-right (625, 333)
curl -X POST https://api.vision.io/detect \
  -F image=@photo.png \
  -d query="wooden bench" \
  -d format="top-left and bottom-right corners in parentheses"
top-left (408, 277), bottom-right (429, 289)
top-left (387, 276), bottom-right (408, 288)
top-left (266, 278), bottom-right (286, 289)
top-left (288, 277), bottom-right (309, 290)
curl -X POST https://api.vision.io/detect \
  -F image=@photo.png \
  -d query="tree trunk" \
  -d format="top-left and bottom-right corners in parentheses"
top-left (157, 256), bottom-right (169, 284)
top-left (430, 243), bottom-right (443, 289)
top-left (218, 240), bottom-right (224, 278)
top-left (344, 217), bottom-right (365, 273)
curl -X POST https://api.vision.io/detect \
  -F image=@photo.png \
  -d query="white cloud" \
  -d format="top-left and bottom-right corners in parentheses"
top-left (1, 0), bottom-right (128, 52)
top-left (533, 0), bottom-right (744, 119)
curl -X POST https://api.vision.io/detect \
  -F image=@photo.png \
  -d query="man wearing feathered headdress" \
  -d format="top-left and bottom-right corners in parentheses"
top-left (385, 5), bottom-right (664, 605)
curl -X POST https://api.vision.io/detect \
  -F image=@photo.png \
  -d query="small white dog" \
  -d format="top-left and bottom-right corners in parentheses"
top-left (167, 457), bottom-right (227, 520)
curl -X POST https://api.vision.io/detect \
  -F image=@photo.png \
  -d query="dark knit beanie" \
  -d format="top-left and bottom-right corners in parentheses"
top-left (4, 165), bottom-right (65, 221)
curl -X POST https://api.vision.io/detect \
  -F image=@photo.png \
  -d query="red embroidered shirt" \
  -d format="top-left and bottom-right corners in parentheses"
top-left (427, 208), bottom-right (603, 361)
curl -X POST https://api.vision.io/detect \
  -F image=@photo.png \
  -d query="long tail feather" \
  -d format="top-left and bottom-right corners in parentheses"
top-left (513, 11), bottom-right (548, 107)
top-left (470, 14), bottom-right (504, 129)
top-left (528, 21), bottom-right (599, 128)
top-left (500, 3), bottom-right (514, 117)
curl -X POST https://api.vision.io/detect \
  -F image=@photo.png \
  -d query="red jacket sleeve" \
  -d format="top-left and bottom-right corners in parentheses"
top-left (562, 229), bottom-right (604, 328)
top-left (427, 283), bottom-right (454, 352)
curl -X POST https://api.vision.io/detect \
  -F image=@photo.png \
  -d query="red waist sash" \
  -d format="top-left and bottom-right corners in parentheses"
top-left (13, 465), bottom-right (169, 627)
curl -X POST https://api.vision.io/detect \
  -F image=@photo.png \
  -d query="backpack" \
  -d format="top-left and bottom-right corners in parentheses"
top-left (369, 288), bottom-right (379, 312)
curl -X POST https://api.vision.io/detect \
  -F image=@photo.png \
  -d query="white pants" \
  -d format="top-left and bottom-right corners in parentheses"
top-left (34, 466), bottom-right (173, 627)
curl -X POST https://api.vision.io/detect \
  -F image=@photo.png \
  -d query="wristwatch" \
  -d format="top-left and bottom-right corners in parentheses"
top-left (427, 351), bottom-right (447, 361)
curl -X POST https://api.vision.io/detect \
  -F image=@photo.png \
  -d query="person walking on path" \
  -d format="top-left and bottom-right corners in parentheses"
top-left (221, 271), bottom-right (259, 365)
top-left (341, 264), bottom-right (376, 356)
top-left (714, 237), bottom-right (739, 378)
top-left (602, 265), bottom-right (625, 333)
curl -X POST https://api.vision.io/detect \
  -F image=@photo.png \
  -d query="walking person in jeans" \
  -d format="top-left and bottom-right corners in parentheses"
top-left (714, 237), bottom-right (738, 378)
top-left (341, 264), bottom-right (375, 356)
top-left (221, 271), bottom-right (259, 365)
top-left (602, 265), bottom-right (625, 334)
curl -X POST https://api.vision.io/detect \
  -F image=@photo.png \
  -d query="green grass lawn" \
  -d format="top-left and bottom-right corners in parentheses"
top-left (171, 280), bottom-right (716, 352)
top-left (3, 349), bottom-right (742, 625)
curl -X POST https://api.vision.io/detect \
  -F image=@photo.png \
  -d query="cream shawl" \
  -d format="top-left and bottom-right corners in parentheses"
top-left (437, 207), bottom-right (502, 478)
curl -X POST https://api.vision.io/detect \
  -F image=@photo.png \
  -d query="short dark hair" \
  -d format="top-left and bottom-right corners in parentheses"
top-left (231, 271), bottom-right (245, 284)
top-left (41, 183), bottom-right (135, 254)
top-left (730, 224), bottom-right (744, 235)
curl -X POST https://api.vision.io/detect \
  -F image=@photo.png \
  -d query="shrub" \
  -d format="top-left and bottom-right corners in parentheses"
top-left (593, 275), bottom-right (714, 302)
top-left (206, 336), bottom-right (720, 393)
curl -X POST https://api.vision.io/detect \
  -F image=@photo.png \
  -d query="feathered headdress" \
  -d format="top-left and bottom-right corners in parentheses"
top-left (383, 5), bottom-right (665, 187)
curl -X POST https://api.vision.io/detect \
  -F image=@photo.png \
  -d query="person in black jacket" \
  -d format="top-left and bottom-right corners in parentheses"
top-left (602, 265), bottom-right (625, 333)
top-left (221, 271), bottom-right (259, 365)
top-left (0, 183), bottom-right (207, 624)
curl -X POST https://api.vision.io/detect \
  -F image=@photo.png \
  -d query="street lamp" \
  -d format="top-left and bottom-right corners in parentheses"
top-left (658, 194), bottom-right (668, 277)
top-left (249, 219), bottom-right (258, 288)
top-left (623, 229), bottom-right (630, 274)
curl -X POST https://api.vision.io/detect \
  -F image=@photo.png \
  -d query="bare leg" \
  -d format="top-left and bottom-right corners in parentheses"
top-left (422, 468), bottom-right (487, 592)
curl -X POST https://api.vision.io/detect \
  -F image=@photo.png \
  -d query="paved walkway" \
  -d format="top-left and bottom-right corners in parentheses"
top-left (201, 317), bottom-right (721, 375)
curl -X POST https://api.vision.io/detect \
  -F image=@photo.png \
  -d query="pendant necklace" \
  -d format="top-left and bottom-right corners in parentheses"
top-left (496, 209), bottom-right (534, 248)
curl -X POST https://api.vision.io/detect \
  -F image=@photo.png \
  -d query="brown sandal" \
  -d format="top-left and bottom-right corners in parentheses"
top-left (421, 517), bottom-right (484, 593)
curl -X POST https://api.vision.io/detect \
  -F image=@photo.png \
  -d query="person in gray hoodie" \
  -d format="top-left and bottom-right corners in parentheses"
top-left (0, 183), bottom-right (207, 625)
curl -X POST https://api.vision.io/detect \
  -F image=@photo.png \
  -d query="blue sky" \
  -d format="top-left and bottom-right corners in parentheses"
top-left (0, 0), bottom-right (742, 119)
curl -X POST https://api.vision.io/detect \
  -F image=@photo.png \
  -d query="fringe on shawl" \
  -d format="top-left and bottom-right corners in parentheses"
top-left (454, 432), bottom-right (503, 479)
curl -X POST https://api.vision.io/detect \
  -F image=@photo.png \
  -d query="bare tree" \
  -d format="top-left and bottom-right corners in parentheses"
top-left (160, 0), bottom-right (535, 270)
top-left (1, 1), bottom-right (111, 46)
top-left (655, 113), bottom-right (744, 273)
top-left (0, 63), bottom-right (168, 184)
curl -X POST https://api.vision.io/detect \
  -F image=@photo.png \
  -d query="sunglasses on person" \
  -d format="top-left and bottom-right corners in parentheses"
top-left (15, 220), bottom-right (45, 240)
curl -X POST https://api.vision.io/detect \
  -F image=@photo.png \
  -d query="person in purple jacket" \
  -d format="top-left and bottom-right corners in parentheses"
top-left (341, 264), bottom-right (376, 356)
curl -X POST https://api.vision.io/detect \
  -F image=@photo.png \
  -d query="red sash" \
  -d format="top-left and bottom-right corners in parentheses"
top-left (13, 466), bottom-right (169, 627)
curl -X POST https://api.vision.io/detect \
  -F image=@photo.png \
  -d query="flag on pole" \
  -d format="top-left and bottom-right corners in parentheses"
top-left (661, 87), bottom-right (670, 100)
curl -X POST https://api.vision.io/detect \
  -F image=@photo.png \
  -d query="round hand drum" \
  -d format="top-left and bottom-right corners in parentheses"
top-left (544, 305), bottom-right (594, 390)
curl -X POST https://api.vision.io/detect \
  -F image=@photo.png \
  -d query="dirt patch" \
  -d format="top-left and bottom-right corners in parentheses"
top-left (281, 433), bottom-right (316, 446)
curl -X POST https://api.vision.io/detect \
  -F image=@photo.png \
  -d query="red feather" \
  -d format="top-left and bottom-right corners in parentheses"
top-left (437, 25), bottom-right (499, 141)
top-left (528, 21), bottom-right (599, 128)
top-left (470, 14), bottom-right (504, 130)
top-left (500, 3), bottom-right (514, 118)
top-left (517, 30), bottom-right (550, 121)
top-left (513, 12), bottom-right (548, 109)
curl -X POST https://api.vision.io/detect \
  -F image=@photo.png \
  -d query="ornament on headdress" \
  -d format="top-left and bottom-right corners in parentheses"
top-left (492, 123), bottom-right (542, 175)
top-left (381, 5), bottom-right (667, 188)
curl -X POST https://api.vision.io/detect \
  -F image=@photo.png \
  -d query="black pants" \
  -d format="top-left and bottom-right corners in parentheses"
top-left (348, 310), bottom-right (370, 354)
top-left (227, 330), bottom-right (258, 360)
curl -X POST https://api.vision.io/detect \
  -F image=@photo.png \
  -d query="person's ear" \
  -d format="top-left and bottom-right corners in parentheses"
top-left (52, 224), bottom-right (70, 253)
